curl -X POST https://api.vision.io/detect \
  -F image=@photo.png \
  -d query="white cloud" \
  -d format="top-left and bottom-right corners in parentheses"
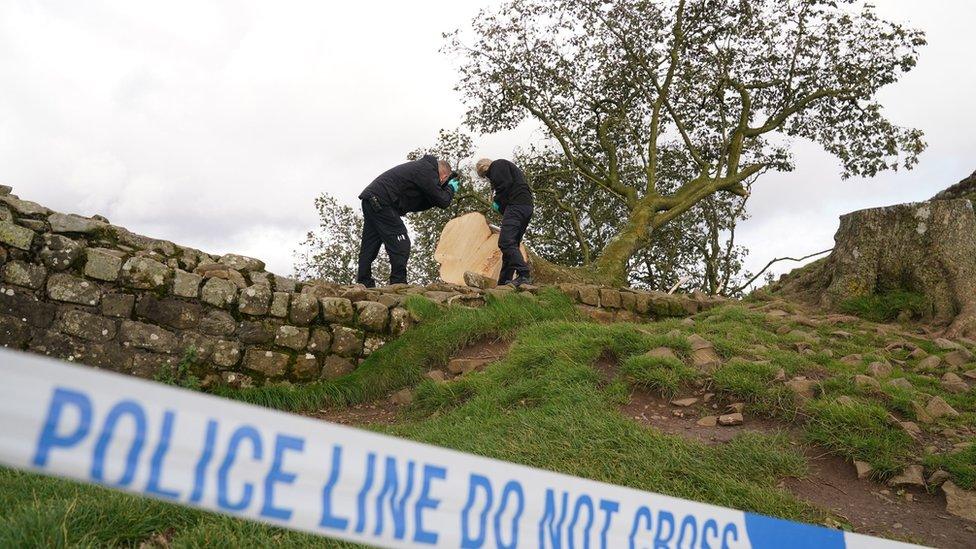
top-left (0, 0), bottom-right (973, 282)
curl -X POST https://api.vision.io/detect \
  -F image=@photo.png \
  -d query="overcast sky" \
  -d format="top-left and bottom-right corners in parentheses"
top-left (1, 0), bottom-right (974, 283)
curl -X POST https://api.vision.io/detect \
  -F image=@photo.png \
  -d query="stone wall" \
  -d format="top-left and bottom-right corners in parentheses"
top-left (0, 186), bottom-right (721, 388)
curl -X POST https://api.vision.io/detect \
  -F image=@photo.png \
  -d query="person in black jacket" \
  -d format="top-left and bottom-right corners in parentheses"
top-left (476, 158), bottom-right (534, 286)
top-left (357, 154), bottom-right (457, 287)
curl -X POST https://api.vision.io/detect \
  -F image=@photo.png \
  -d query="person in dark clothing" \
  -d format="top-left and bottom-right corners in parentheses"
top-left (476, 158), bottom-right (534, 286)
top-left (357, 154), bottom-right (457, 287)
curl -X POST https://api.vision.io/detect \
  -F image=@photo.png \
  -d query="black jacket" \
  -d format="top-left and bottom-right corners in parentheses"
top-left (487, 159), bottom-right (533, 213)
top-left (359, 155), bottom-right (455, 216)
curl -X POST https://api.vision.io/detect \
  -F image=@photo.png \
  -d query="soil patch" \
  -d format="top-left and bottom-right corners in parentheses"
top-left (785, 450), bottom-right (976, 548)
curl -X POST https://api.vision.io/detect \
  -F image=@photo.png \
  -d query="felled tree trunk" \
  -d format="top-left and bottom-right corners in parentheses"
top-left (777, 199), bottom-right (976, 337)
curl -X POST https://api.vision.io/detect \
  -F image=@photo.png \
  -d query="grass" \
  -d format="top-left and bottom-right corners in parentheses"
top-left (839, 291), bottom-right (930, 323)
top-left (4, 292), bottom-right (976, 546)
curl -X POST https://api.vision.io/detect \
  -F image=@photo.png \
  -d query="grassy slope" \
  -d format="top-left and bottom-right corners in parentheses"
top-left (2, 290), bottom-right (975, 546)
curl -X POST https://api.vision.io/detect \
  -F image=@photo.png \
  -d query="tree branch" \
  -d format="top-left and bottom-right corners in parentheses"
top-left (729, 248), bottom-right (833, 295)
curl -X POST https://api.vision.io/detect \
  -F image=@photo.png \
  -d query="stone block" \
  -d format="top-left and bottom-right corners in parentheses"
top-left (56, 309), bottom-right (116, 342)
top-left (0, 313), bottom-right (31, 348)
top-left (2, 196), bottom-right (49, 216)
top-left (322, 355), bottom-right (355, 379)
top-left (274, 275), bottom-right (297, 293)
top-left (270, 292), bottom-right (290, 317)
top-left (119, 320), bottom-right (179, 353)
top-left (578, 285), bottom-right (600, 306)
top-left (620, 291), bottom-right (637, 312)
top-left (3, 260), bottom-right (46, 289)
top-left (218, 253), bottom-right (265, 272)
top-left (276, 325), bottom-right (310, 350)
top-left (84, 248), bottom-right (124, 282)
top-left (390, 307), bottom-right (412, 336)
top-left (331, 326), bottom-right (364, 357)
top-left (47, 273), bottom-right (101, 306)
top-left (363, 336), bottom-right (385, 356)
top-left (179, 332), bottom-right (216, 362)
top-left (239, 320), bottom-right (277, 345)
top-left (248, 271), bottom-right (273, 287)
top-left (599, 288), bottom-right (622, 309)
top-left (201, 277), bottom-right (238, 309)
top-left (121, 256), bottom-right (171, 290)
top-left (173, 270), bottom-right (202, 298)
top-left (49, 213), bottom-right (106, 234)
top-left (320, 297), bottom-right (354, 323)
top-left (131, 352), bottom-right (177, 379)
top-left (199, 310), bottom-right (236, 337)
top-left (293, 353), bottom-right (321, 380)
top-left (39, 234), bottom-right (83, 271)
top-left (213, 340), bottom-right (242, 367)
top-left (0, 286), bottom-right (57, 327)
top-left (307, 327), bottom-right (332, 353)
top-left (239, 284), bottom-right (272, 316)
top-left (355, 301), bottom-right (389, 332)
top-left (135, 295), bottom-right (203, 330)
top-left (290, 293), bottom-right (319, 325)
top-left (244, 349), bottom-right (290, 378)
top-left (0, 220), bottom-right (35, 250)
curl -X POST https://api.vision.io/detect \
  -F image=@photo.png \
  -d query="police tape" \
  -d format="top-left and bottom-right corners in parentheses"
top-left (0, 349), bottom-right (915, 548)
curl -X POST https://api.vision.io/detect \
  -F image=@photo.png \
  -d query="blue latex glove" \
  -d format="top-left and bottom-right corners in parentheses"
top-left (492, 201), bottom-right (500, 213)
top-left (447, 179), bottom-right (459, 192)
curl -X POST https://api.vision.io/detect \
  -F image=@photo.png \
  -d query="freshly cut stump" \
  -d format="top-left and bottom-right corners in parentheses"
top-left (434, 212), bottom-right (529, 286)
top-left (778, 199), bottom-right (976, 337)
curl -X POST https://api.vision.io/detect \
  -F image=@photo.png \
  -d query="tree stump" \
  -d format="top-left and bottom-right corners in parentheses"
top-left (777, 199), bottom-right (976, 337)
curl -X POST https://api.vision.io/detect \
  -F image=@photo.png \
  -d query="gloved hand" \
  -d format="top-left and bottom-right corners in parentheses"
top-left (447, 178), bottom-right (460, 192)
top-left (492, 201), bottom-right (500, 213)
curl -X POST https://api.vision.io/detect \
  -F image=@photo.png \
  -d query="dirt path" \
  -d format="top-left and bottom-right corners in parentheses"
top-left (623, 385), bottom-right (976, 548)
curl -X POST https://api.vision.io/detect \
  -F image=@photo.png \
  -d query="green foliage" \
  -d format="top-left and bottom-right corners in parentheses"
top-left (924, 444), bottom-right (976, 490)
top-left (803, 400), bottom-right (914, 477)
top-left (839, 291), bottom-right (930, 323)
top-left (620, 354), bottom-right (696, 397)
top-left (155, 347), bottom-right (201, 391)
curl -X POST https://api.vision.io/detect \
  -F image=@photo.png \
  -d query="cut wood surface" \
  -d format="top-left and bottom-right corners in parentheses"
top-left (434, 212), bottom-right (528, 285)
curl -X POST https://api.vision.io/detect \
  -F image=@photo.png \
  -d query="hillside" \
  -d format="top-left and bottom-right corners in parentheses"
top-left (0, 186), bottom-right (974, 547)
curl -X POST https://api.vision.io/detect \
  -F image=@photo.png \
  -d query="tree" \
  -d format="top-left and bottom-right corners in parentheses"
top-left (445, 0), bottom-right (926, 286)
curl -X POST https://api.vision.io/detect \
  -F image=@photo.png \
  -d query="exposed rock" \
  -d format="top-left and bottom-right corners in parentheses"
top-left (671, 397), bottom-right (699, 407)
top-left (646, 347), bottom-right (678, 361)
top-left (201, 278), bottom-right (238, 309)
top-left (275, 325), bottom-right (310, 351)
top-left (899, 421), bottom-right (922, 441)
top-left (855, 374), bottom-right (882, 391)
top-left (2, 196), bottom-right (49, 216)
top-left (942, 372), bottom-right (970, 394)
top-left (927, 470), bottom-right (951, 488)
top-left (909, 347), bottom-right (929, 360)
top-left (101, 293), bottom-right (135, 318)
top-left (3, 260), bottom-right (46, 289)
top-left (212, 340), bottom-right (242, 367)
top-left (577, 285), bottom-right (600, 306)
top-left (867, 361), bottom-right (892, 378)
top-left (289, 293), bottom-right (320, 325)
top-left (322, 355), bottom-right (355, 379)
top-left (944, 349), bottom-right (974, 369)
top-left (854, 461), bottom-right (873, 480)
top-left (218, 253), bottom-right (265, 272)
top-left (307, 328), bottom-right (332, 354)
top-left (119, 321), bottom-right (178, 354)
top-left (918, 355), bottom-right (943, 370)
top-left (448, 358), bottom-right (488, 375)
top-left (121, 257), bottom-right (170, 290)
top-left (785, 378), bottom-right (818, 401)
top-left (48, 213), bottom-right (105, 234)
top-left (426, 370), bottom-right (447, 382)
top-left (56, 309), bottom-right (116, 342)
top-left (173, 270), bottom-right (202, 298)
top-left (926, 396), bottom-right (960, 419)
top-left (39, 234), bottom-right (83, 271)
top-left (292, 354), bottom-right (321, 381)
top-left (463, 271), bottom-right (496, 290)
top-left (84, 248), bottom-right (124, 282)
top-left (840, 354), bottom-right (862, 365)
top-left (47, 273), bottom-right (101, 306)
top-left (199, 310), bottom-right (236, 337)
top-left (599, 288), bottom-right (622, 309)
top-left (239, 284), bottom-right (272, 316)
top-left (888, 464), bottom-right (925, 488)
top-left (942, 481), bottom-right (976, 522)
top-left (355, 301), bottom-right (389, 332)
top-left (886, 377), bottom-right (914, 391)
top-left (243, 349), bottom-right (289, 378)
top-left (696, 416), bottom-right (718, 427)
top-left (390, 307), bottom-right (412, 336)
top-left (935, 337), bottom-right (962, 351)
top-left (392, 388), bottom-right (414, 405)
top-left (0, 221), bottom-right (35, 250)
top-left (687, 335), bottom-right (721, 372)
top-left (331, 326), bottom-right (363, 357)
top-left (717, 413), bottom-right (743, 426)
top-left (270, 292), bottom-right (290, 318)
top-left (238, 320), bottom-right (276, 345)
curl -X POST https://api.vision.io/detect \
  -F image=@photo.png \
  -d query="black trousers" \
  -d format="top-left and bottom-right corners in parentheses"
top-left (497, 204), bottom-right (533, 284)
top-left (357, 199), bottom-right (410, 287)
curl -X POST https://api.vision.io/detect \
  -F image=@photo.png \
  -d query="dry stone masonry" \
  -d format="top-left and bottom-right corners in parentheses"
top-left (0, 186), bottom-right (721, 388)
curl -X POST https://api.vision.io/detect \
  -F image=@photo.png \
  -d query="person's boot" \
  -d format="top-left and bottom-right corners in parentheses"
top-left (511, 274), bottom-right (533, 288)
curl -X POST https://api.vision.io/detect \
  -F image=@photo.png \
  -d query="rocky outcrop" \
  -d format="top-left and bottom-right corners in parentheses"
top-left (0, 186), bottom-right (721, 388)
